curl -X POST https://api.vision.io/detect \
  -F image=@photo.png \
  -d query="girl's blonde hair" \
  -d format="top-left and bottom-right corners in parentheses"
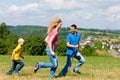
top-left (47, 17), bottom-right (62, 34)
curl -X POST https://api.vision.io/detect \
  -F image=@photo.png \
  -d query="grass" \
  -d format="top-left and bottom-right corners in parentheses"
top-left (0, 55), bottom-right (120, 80)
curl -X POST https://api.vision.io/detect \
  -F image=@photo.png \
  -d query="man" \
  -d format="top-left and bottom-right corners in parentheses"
top-left (58, 24), bottom-right (85, 77)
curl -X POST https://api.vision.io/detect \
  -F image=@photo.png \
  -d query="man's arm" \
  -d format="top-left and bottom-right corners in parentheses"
top-left (66, 42), bottom-right (79, 48)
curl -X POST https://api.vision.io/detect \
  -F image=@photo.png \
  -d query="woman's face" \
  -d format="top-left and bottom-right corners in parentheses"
top-left (57, 22), bottom-right (62, 29)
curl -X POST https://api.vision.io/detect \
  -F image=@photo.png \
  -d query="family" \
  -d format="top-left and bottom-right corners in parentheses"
top-left (7, 17), bottom-right (85, 78)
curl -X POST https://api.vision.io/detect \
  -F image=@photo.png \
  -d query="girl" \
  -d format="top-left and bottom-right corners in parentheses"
top-left (34, 17), bottom-right (62, 78)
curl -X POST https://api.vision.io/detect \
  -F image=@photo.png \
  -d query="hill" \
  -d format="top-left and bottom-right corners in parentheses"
top-left (7, 25), bottom-right (120, 38)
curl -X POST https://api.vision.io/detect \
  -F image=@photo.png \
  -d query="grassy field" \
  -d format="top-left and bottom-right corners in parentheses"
top-left (0, 55), bottom-right (120, 80)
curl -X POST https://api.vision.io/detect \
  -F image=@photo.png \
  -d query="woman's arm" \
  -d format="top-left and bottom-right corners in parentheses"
top-left (45, 36), bottom-right (48, 43)
top-left (48, 35), bottom-right (56, 56)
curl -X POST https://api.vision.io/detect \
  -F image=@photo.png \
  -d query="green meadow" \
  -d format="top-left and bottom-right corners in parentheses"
top-left (0, 55), bottom-right (120, 80)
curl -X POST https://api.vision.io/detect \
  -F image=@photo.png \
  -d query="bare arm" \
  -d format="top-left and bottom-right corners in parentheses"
top-left (45, 36), bottom-right (48, 43)
top-left (20, 55), bottom-right (25, 59)
top-left (11, 50), bottom-right (15, 60)
top-left (48, 35), bottom-right (56, 56)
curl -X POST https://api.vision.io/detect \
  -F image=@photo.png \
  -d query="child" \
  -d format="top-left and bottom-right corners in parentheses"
top-left (7, 38), bottom-right (25, 75)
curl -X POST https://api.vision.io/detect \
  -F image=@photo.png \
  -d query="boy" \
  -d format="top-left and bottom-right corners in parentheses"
top-left (7, 38), bottom-right (25, 75)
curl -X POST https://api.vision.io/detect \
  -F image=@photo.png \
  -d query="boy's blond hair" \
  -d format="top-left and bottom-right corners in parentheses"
top-left (18, 38), bottom-right (24, 43)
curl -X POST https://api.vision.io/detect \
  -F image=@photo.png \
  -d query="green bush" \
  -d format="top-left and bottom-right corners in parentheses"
top-left (81, 44), bottom-right (98, 56)
top-left (24, 36), bottom-right (46, 55)
top-left (56, 38), bottom-right (66, 56)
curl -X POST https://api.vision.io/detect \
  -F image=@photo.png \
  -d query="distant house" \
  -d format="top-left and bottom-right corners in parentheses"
top-left (118, 48), bottom-right (120, 53)
top-left (110, 44), bottom-right (120, 53)
top-left (80, 36), bottom-right (95, 48)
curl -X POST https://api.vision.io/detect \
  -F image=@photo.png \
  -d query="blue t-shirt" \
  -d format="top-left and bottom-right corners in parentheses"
top-left (66, 32), bottom-right (81, 56)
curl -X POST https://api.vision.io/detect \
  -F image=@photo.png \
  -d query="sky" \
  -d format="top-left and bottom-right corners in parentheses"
top-left (0, 0), bottom-right (120, 30)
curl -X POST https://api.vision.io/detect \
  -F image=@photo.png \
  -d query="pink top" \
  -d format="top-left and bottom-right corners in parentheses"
top-left (47, 29), bottom-right (58, 47)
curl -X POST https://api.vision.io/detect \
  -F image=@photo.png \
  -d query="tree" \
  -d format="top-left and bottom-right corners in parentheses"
top-left (0, 39), bottom-right (8, 55)
top-left (93, 40), bottom-right (102, 49)
top-left (5, 34), bottom-right (19, 55)
top-left (81, 44), bottom-right (97, 56)
top-left (56, 38), bottom-right (66, 56)
top-left (0, 23), bottom-right (9, 38)
top-left (24, 36), bottom-right (46, 55)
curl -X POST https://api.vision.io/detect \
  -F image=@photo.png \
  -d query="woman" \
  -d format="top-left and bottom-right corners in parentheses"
top-left (34, 17), bottom-right (62, 78)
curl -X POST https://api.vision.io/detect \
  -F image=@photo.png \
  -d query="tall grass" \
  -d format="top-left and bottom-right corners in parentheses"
top-left (0, 55), bottom-right (120, 80)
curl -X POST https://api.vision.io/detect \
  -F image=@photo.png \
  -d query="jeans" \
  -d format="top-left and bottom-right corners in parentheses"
top-left (38, 46), bottom-right (58, 78)
top-left (7, 60), bottom-right (24, 75)
top-left (58, 52), bottom-right (85, 76)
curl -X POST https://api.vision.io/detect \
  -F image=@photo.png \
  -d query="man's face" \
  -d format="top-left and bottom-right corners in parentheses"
top-left (70, 27), bottom-right (76, 34)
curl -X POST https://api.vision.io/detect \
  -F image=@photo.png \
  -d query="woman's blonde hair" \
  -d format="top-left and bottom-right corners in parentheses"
top-left (47, 17), bottom-right (62, 34)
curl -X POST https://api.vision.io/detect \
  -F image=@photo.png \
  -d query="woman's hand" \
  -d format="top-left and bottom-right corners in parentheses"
top-left (51, 51), bottom-right (55, 56)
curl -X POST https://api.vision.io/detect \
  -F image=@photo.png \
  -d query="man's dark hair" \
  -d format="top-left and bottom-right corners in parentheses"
top-left (71, 24), bottom-right (77, 29)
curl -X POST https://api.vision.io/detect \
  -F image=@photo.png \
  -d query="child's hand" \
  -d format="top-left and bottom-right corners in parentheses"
top-left (11, 57), bottom-right (13, 60)
top-left (20, 55), bottom-right (25, 59)
top-left (22, 56), bottom-right (25, 59)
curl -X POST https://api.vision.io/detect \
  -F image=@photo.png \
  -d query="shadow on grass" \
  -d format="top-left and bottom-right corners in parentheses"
top-left (68, 72), bottom-right (94, 78)
top-left (20, 73), bottom-right (34, 76)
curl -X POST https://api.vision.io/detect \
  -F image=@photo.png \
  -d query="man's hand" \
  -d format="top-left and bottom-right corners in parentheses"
top-left (79, 48), bottom-right (82, 51)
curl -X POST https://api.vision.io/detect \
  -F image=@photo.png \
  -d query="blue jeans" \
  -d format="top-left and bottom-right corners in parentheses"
top-left (58, 52), bottom-right (85, 76)
top-left (7, 60), bottom-right (24, 75)
top-left (38, 46), bottom-right (58, 78)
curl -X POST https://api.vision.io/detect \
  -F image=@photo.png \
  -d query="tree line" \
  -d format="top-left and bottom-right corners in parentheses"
top-left (0, 23), bottom-right (114, 56)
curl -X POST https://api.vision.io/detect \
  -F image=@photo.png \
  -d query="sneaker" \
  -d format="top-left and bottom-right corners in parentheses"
top-left (73, 69), bottom-right (81, 74)
top-left (7, 72), bottom-right (12, 75)
top-left (15, 72), bottom-right (19, 75)
top-left (58, 73), bottom-right (65, 77)
top-left (16, 72), bottom-right (19, 75)
top-left (34, 62), bottom-right (39, 73)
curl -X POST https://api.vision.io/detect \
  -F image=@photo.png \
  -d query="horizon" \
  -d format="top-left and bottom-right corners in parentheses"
top-left (7, 24), bottom-right (120, 31)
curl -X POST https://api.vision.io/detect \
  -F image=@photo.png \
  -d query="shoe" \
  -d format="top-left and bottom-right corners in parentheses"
top-left (55, 75), bottom-right (58, 78)
top-left (73, 69), bottom-right (81, 74)
top-left (7, 72), bottom-right (12, 75)
top-left (15, 72), bottom-right (19, 75)
top-left (16, 72), bottom-right (19, 75)
top-left (58, 73), bottom-right (65, 77)
top-left (34, 62), bottom-right (39, 73)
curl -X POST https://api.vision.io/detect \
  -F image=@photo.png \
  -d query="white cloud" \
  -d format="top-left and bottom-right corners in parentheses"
top-left (44, 0), bottom-right (89, 10)
top-left (106, 5), bottom-right (120, 22)
top-left (8, 3), bottom-right (39, 13)
top-left (9, 5), bottom-right (18, 12)
top-left (70, 11), bottom-right (93, 20)
top-left (107, 5), bottom-right (120, 13)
